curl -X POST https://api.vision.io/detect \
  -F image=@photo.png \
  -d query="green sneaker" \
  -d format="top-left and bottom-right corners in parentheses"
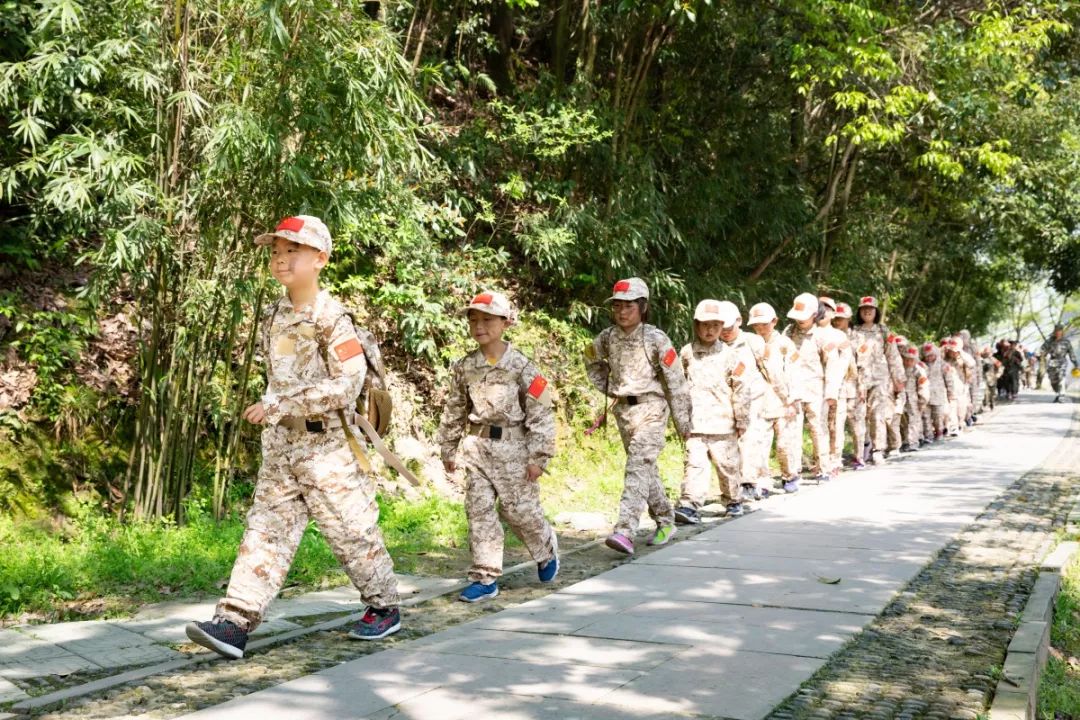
top-left (647, 523), bottom-right (677, 546)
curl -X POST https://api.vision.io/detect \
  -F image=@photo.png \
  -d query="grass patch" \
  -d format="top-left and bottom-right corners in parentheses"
top-left (1039, 540), bottom-right (1080, 719)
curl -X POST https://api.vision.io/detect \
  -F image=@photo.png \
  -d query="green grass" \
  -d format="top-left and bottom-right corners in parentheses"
top-left (1039, 541), bottom-right (1080, 719)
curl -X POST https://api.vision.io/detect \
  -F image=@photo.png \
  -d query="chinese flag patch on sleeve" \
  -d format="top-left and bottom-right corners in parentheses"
top-left (527, 374), bottom-right (553, 407)
top-left (662, 347), bottom-right (677, 367)
top-left (332, 336), bottom-right (366, 375)
top-left (733, 361), bottom-right (746, 377)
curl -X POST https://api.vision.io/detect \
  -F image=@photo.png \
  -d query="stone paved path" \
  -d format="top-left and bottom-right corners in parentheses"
top-left (0, 576), bottom-right (461, 705)
top-left (173, 391), bottom-right (1076, 720)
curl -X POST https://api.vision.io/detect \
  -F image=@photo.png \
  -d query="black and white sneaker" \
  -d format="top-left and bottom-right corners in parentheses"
top-left (185, 619), bottom-right (248, 659)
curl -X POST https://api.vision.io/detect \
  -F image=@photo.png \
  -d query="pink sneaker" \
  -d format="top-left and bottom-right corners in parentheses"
top-left (605, 532), bottom-right (634, 555)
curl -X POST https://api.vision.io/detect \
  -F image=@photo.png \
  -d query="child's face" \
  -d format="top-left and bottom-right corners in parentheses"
top-left (270, 237), bottom-right (326, 289)
top-left (858, 307), bottom-right (875, 325)
top-left (719, 321), bottom-right (740, 343)
top-left (832, 317), bottom-right (850, 330)
top-left (611, 300), bottom-right (642, 330)
top-left (467, 310), bottom-right (510, 346)
top-left (750, 319), bottom-right (777, 338)
top-left (696, 320), bottom-right (723, 344)
top-left (903, 357), bottom-right (915, 369)
top-left (796, 317), bottom-right (815, 331)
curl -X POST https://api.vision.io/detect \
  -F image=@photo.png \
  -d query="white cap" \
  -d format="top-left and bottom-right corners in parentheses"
top-left (608, 277), bottom-right (649, 302)
top-left (786, 293), bottom-right (819, 322)
top-left (255, 215), bottom-right (332, 255)
top-left (463, 291), bottom-right (516, 323)
top-left (818, 296), bottom-right (837, 311)
top-left (747, 302), bottom-right (777, 326)
top-left (835, 302), bottom-right (853, 319)
top-left (694, 299), bottom-right (739, 327)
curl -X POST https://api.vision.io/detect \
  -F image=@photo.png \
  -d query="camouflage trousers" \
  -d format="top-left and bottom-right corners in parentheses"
top-left (613, 398), bottom-right (675, 537)
top-left (680, 433), bottom-right (741, 508)
top-left (847, 394), bottom-right (867, 463)
top-left (739, 404), bottom-right (770, 489)
top-left (800, 397), bottom-right (826, 475)
top-left (216, 426), bottom-right (399, 631)
top-left (887, 390), bottom-right (905, 452)
top-left (859, 383), bottom-right (890, 453)
top-left (904, 399), bottom-right (923, 447)
top-left (970, 380), bottom-right (983, 414)
top-left (930, 403), bottom-right (948, 436)
top-left (764, 409), bottom-right (801, 480)
top-left (462, 435), bottom-right (556, 585)
top-left (823, 398), bottom-right (847, 474)
top-left (983, 381), bottom-right (996, 411)
top-left (1049, 366), bottom-right (1066, 394)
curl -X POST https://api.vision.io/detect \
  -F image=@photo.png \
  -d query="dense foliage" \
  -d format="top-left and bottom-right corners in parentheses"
top-left (1, 0), bottom-right (1079, 519)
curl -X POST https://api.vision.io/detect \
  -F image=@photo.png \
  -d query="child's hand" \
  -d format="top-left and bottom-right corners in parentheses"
top-left (243, 402), bottom-right (266, 425)
top-left (525, 464), bottom-right (543, 482)
top-left (444, 460), bottom-right (457, 474)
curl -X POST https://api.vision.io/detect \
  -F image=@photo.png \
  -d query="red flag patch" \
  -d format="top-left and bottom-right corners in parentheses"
top-left (662, 348), bottom-right (677, 367)
top-left (860, 296), bottom-right (875, 306)
top-left (471, 292), bottom-right (493, 305)
top-left (527, 375), bottom-right (548, 399)
top-left (613, 280), bottom-right (631, 293)
top-left (277, 216), bottom-right (305, 233)
top-left (733, 361), bottom-right (745, 377)
top-left (333, 337), bottom-right (364, 362)
top-left (858, 343), bottom-right (868, 353)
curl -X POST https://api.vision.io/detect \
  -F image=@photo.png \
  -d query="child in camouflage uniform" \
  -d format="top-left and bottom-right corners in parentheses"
top-left (437, 292), bottom-right (559, 603)
top-left (674, 300), bottom-right (754, 523)
top-left (586, 277), bottom-right (691, 556)
top-left (186, 215), bottom-right (401, 659)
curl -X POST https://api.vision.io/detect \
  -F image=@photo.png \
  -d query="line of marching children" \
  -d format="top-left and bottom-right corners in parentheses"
top-left (186, 217), bottom-right (995, 664)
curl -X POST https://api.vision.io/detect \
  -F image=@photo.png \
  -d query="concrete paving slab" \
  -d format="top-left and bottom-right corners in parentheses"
top-left (467, 591), bottom-right (648, 634)
top-left (572, 603), bottom-right (870, 658)
top-left (409, 627), bottom-right (687, 669)
top-left (559, 563), bottom-right (896, 614)
top-left (364, 688), bottom-right (675, 720)
top-left (593, 649), bottom-right (824, 719)
top-left (0, 676), bottom-right (28, 704)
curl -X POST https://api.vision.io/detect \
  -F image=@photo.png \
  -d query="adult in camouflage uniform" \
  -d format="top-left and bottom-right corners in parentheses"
top-left (586, 278), bottom-right (691, 556)
top-left (1042, 324), bottom-right (1077, 402)
top-left (675, 301), bottom-right (754, 523)
top-left (186, 215), bottom-right (401, 660)
top-left (437, 291), bottom-right (558, 603)
top-left (851, 296), bottom-right (905, 464)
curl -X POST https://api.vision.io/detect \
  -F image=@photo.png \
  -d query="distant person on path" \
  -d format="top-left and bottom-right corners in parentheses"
top-left (436, 291), bottom-right (559, 603)
top-left (674, 300), bottom-right (753, 522)
top-left (186, 215), bottom-right (402, 660)
top-left (1042, 324), bottom-right (1077, 403)
top-left (585, 277), bottom-right (691, 556)
top-left (900, 345), bottom-right (928, 451)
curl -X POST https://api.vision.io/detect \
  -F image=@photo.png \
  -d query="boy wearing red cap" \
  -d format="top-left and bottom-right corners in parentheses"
top-left (185, 215), bottom-right (402, 659)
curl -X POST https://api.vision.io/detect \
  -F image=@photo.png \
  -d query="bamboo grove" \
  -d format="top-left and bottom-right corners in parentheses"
top-left (1, 0), bottom-right (1079, 519)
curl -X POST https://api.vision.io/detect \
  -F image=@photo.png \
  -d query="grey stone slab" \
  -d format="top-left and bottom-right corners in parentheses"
top-left (1041, 541), bottom-right (1079, 572)
top-left (572, 604), bottom-right (870, 659)
top-left (365, 688), bottom-right (675, 720)
top-left (467, 591), bottom-right (648, 634)
top-left (989, 687), bottom-right (1031, 720)
top-left (408, 628), bottom-right (686, 669)
top-left (594, 649), bottom-right (824, 720)
top-left (559, 562), bottom-right (894, 615)
top-left (1021, 573), bottom-right (1061, 624)
top-left (1007, 621), bottom-right (1048, 656)
top-left (0, 676), bottom-right (28, 704)
top-left (182, 648), bottom-right (642, 719)
top-left (0, 654), bottom-right (102, 679)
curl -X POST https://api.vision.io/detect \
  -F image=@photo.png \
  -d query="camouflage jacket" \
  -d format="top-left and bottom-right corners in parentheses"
top-left (260, 290), bottom-right (370, 426)
top-left (585, 323), bottom-right (691, 436)
top-left (1042, 338), bottom-right (1077, 369)
top-left (852, 323), bottom-right (904, 389)
top-left (436, 344), bottom-right (556, 469)
top-left (679, 340), bottom-right (752, 435)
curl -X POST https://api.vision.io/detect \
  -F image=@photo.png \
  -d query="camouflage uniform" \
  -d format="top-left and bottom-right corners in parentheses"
top-left (437, 344), bottom-right (556, 585)
top-left (758, 331), bottom-right (799, 481)
top-left (817, 324), bottom-right (853, 473)
top-left (782, 323), bottom-right (843, 475)
top-left (215, 291), bottom-right (399, 632)
top-left (721, 330), bottom-right (768, 488)
top-left (679, 339), bottom-right (752, 508)
top-left (587, 324), bottom-right (690, 537)
top-left (886, 338), bottom-right (907, 453)
top-left (923, 352), bottom-right (952, 437)
top-left (851, 324), bottom-right (904, 455)
top-left (903, 359), bottom-right (929, 447)
top-left (1041, 336), bottom-right (1077, 395)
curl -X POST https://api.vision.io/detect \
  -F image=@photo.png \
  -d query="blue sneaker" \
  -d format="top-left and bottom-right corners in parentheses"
top-left (726, 502), bottom-right (744, 517)
top-left (538, 554), bottom-right (559, 583)
top-left (783, 477), bottom-right (800, 493)
top-left (459, 581), bottom-right (499, 603)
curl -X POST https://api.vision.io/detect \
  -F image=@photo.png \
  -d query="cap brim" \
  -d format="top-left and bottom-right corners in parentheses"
top-left (462, 304), bottom-right (510, 318)
top-left (787, 310), bottom-right (812, 321)
top-left (254, 232), bottom-right (284, 246)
